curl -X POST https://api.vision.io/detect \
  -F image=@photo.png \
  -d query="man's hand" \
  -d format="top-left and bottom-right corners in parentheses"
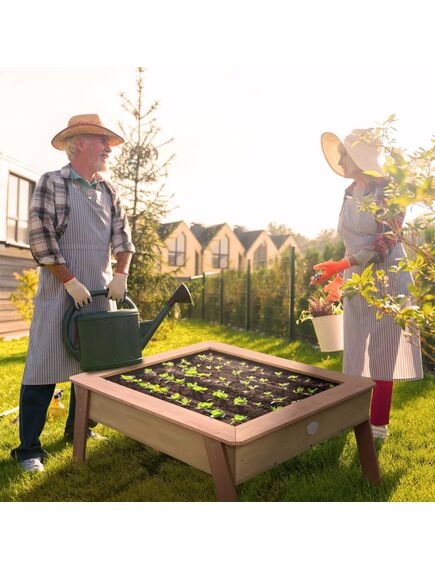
top-left (311, 258), bottom-right (351, 284)
top-left (63, 277), bottom-right (92, 308)
top-left (107, 272), bottom-right (128, 302)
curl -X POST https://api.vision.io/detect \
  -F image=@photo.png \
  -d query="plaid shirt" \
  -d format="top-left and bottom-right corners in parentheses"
top-left (345, 179), bottom-right (405, 266)
top-left (29, 164), bottom-right (135, 265)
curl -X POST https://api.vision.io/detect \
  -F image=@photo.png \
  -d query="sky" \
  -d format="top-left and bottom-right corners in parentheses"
top-left (1, 0), bottom-right (433, 552)
top-left (1, 1), bottom-right (434, 239)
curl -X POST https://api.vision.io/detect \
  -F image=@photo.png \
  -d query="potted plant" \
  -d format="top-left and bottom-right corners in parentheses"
top-left (298, 281), bottom-right (344, 352)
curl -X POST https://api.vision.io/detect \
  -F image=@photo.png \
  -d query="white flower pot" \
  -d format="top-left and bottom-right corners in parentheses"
top-left (312, 314), bottom-right (343, 352)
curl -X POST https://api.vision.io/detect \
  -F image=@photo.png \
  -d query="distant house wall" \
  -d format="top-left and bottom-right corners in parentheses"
top-left (0, 153), bottom-right (40, 289)
top-left (244, 231), bottom-right (279, 270)
top-left (201, 224), bottom-right (245, 273)
top-left (159, 221), bottom-right (202, 278)
top-left (0, 153), bottom-right (40, 337)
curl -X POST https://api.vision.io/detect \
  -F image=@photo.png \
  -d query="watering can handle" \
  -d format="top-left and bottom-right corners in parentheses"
top-left (62, 289), bottom-right (138, 361)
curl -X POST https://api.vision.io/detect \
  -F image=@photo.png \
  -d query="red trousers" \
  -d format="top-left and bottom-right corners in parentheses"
top-left (370, 380), bottom-right (394, 426)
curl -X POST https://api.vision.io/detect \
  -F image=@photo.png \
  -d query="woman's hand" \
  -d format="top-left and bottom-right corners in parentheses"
top-left (311, 258), bottom-right (351, 284)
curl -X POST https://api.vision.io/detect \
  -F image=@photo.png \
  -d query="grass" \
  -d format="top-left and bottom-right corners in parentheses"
top-left (0, 319), bottom-right (434, 502)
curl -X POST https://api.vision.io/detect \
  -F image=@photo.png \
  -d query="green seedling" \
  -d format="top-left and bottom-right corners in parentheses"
top-left (263, 391), bottom-right (273, 398)
top-left (120, 374), bottom-right (137, 381)
top-left (258, 378), bottom-right (268, 384)
top-left (179, 359), bottom-right (190, 367)
top-left (253, 402), bottom-right (262, 407)
top-left (186, 382), bottom-right (208, 393)
top-left (179, 397), bottom-right (190, 406)
top-left (173, 378), bottom-right (185, 384)
top-left (144, 368), bottom-right (154, 374)
top-left (160, 372), bottom-right (175, 381)
top-left (161, 362), bottom-right (174, 367)
top-left (240, 380), bottom-right (251, 386)
top-left (212, 390), bottom-right (229, 400)
top-left (231, 370), bottom-right (242, 376)
top-left (214, 365), bottom-right (223, 370)
top-left (196, 402), bottom-right (214, 410)
top-left (272, 397), bottom-right (286, 403)
top-left (233, 397), bottom-right (248, 405)
top-left (274, 371), bottom-right (283, 376)
top-left (293, 387), bottom-right (305, 394)
top-left (278, 383), bottom-right (290, 387)
top-left (209, 409), bottom-right (225, 419)
top-left (231, 414), bottom-right (247, 423)
top-left (271, 406), bottom-right (283, 411)
top-left (246, 375), bottom-right (256, 381)
top-left (307, 388), bottom-right (318, 395)
top-left (288, 375), bottom-right (299, 380)
top-left (170, 393), bottom-right (181, 400)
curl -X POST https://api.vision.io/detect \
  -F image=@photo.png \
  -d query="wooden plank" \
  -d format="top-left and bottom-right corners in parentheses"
top-left (89, 392), bottom-right (213, 473)
top-left (234, 391), bottom-right (371, 484)
top-left (0, 320), bottom-right (30, 334)
top-left (354, 420), bottom-right (381, 484)
top-left (204, 438), bottom-right (238, 501)
top-left (71, 373), bottom-right (236, 445)
top-left (235, 381), bottom-right (372, 444)
top-left (72, 386), bottom-right (90, 463)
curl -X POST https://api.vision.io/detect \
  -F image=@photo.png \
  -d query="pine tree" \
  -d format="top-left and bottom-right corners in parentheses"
top-left (111, 67), bottom-right (177, 318)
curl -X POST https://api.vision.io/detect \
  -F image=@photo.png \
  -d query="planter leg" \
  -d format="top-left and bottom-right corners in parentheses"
top-left (354, 420), bottom-right (381, 484)
top-left (73, 385), bottom-right (90, 463)
top-left (204, 437), bottom-right (237, 502)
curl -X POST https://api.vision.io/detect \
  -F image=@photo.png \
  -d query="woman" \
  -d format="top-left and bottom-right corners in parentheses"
top-left (313, 129), bottom-right (423, 440)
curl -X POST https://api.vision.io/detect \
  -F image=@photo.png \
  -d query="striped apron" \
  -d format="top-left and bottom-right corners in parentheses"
top-left (22, 178), bottom-right (116, 386)
top-left (338, 186), bottom-right (423, 381)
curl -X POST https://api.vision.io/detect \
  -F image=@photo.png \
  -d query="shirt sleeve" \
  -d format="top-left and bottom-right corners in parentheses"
top-left (109, 185), bottom-right (136, 256)
top-left (28, 174), bottom-right (66, 265)
top-left (352, 206), bottom-right (405, 266)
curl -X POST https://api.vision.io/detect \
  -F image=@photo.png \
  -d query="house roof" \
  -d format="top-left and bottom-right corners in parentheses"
top-left (233, 228), bottom-right (264, 250)
top-left (270, 234), bottom-right (288, 249)
top-left (190, 223), bottom-right (226, 247)
top-left (158, 221), bottom-right (183, 240)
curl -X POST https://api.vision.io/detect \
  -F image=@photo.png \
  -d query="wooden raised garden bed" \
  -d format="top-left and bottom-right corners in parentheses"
top-left (70, 341), bottom-right (380, 501)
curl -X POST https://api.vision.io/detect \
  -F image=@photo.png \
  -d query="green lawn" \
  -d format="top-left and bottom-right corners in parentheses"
top-left (0, 319), bottom-right (433, 501)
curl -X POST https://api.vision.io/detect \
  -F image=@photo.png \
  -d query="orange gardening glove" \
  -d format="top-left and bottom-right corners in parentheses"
top-left (311, 258), bottom-right (351, 284)
top-left (323, 275), bottom-right (344, 302)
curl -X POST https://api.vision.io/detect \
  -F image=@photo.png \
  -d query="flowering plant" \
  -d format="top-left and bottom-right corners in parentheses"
top-left (297, 276), bottom-right (343, 324)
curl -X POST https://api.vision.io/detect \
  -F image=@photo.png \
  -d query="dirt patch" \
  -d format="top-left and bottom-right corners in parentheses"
top-left (105, 350), bottom-right (337, 425)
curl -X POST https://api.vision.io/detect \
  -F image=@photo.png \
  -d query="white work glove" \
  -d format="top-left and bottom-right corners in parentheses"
top-left (107, 272), bottom-right (128, 302)
top-left (63, 277), bottom-right (92, 308)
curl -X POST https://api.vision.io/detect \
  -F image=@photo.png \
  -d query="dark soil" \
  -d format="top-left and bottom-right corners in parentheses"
top-left (105, 350), bottom-right (337, 425)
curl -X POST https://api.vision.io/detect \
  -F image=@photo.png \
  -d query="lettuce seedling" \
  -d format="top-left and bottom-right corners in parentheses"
top-left (212, 390), bottom-right (229, 400)
top-left (196, 402), bottom-right (214, 410)
top-left (231, 414), bottom-right (247, 423)
top-left (186, 382), bottom-right (208, 393)
top-left (293, 387), bottom-right (305, 394)
top-left (209, 409), bottom-right (225, 419)
top-left (233, 397), bottom-right (248, 405)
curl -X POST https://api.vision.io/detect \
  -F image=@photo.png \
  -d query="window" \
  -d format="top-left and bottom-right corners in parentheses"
top-left (211, 235), bottom-right (229, 269)
top-left (167, 232), bottom-right (186, 266)
top-left (254, 241), bottom-right (268, 270)
top-left (7, 174), bottom-right (34, 244)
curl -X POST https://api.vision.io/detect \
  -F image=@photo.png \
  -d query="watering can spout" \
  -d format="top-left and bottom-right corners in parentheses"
top-left (140, 284), bottom-right (192, 350)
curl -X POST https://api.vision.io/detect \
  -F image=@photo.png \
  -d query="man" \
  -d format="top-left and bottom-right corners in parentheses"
top-left (11, 114), bottom-right (135, 472)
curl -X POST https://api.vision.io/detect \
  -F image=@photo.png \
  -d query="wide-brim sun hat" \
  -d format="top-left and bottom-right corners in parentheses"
top-left (321, 129), bottom-right (383, 177)
top-left (51, 114), bottom-right (124, 150)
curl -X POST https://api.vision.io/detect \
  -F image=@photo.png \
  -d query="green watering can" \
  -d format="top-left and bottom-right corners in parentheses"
top-left (62, 284), bottom-right (192, 372)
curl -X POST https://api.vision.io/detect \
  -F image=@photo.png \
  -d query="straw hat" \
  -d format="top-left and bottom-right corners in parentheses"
top-left (321, 129), bottom-right (383, 177)
top-left (51, 114), bottom-right (124, 150)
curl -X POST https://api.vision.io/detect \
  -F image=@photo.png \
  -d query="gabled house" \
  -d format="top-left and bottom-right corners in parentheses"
top-left (190, 223), bottom-right (245, 272)
top-left (233, 227), bottom-right (280, 270)
top-left (158, 220), bottom-right (202, 278)
top-left (270, 233), bottom-right (301, 257)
